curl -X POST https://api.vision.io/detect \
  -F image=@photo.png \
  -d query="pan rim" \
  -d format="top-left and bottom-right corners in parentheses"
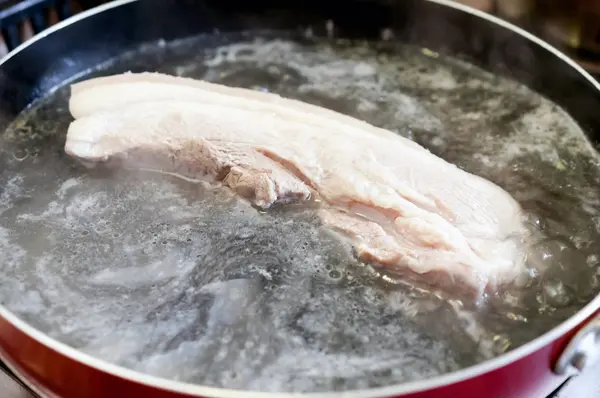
top-left (0, 0), bottom-right (599, 396)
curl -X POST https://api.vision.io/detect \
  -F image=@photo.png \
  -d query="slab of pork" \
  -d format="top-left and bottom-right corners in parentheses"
top-left (65, 72), bottom-right (527, 299)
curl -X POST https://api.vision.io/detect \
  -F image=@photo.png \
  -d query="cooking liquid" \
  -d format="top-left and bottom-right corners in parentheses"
top-left (0, 33), bottom-right (599, 392)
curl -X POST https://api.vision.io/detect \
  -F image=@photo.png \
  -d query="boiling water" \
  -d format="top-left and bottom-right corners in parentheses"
top-left (0, 32), bottom-right (600, 393)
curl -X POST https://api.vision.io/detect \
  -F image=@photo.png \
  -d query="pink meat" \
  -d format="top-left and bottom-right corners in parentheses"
top-left (65, 72), bottom-right (527, 299)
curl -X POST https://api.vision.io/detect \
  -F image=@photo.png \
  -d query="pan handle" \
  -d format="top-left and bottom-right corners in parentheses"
top-left (553, 314), bottom-right (600, 375)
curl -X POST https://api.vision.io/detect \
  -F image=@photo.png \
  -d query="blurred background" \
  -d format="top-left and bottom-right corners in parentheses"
top-left (455, 0), bottom-right (600, 76)
top-left (2, 0), bottom-right (600, 77)
top-left (0, 0), bottom-right (103, 54)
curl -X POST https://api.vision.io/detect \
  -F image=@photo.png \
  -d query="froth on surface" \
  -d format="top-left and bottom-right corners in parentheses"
top-left (0, 169), bottom-right (468, 391)
top-left (0, 33), bottom-right (599, 393)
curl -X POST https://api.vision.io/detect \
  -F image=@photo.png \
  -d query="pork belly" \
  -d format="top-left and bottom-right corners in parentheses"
top-left (65, 72), bottom-right (527, 298)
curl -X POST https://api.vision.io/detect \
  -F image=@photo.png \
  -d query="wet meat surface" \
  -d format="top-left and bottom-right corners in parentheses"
top-left (65, 72), bottom-right (527, 298)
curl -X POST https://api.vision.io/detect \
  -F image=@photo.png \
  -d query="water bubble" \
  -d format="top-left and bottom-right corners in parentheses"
top-left (586, 254), bottom-right (599, 268)
top-left (505, 312), bottom-right (528, 323)
top-left (328, 270), bottom-right (342, 280)
top-left (571, 235), bottom-right (591, 250)
top-left (491, 334), bottom-right (511, 354)
top-left (542, 279), bottom-right (573, 307)
top-left (530, 238), bottom-right (585, 273)
top-left (12, 148), bottom-right (29, 161)
top-left (502, 292), bottom-right (520, 307)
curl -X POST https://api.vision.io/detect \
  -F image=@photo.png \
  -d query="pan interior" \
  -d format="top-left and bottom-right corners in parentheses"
top-left (0, 31), bottom-right (599, 393)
